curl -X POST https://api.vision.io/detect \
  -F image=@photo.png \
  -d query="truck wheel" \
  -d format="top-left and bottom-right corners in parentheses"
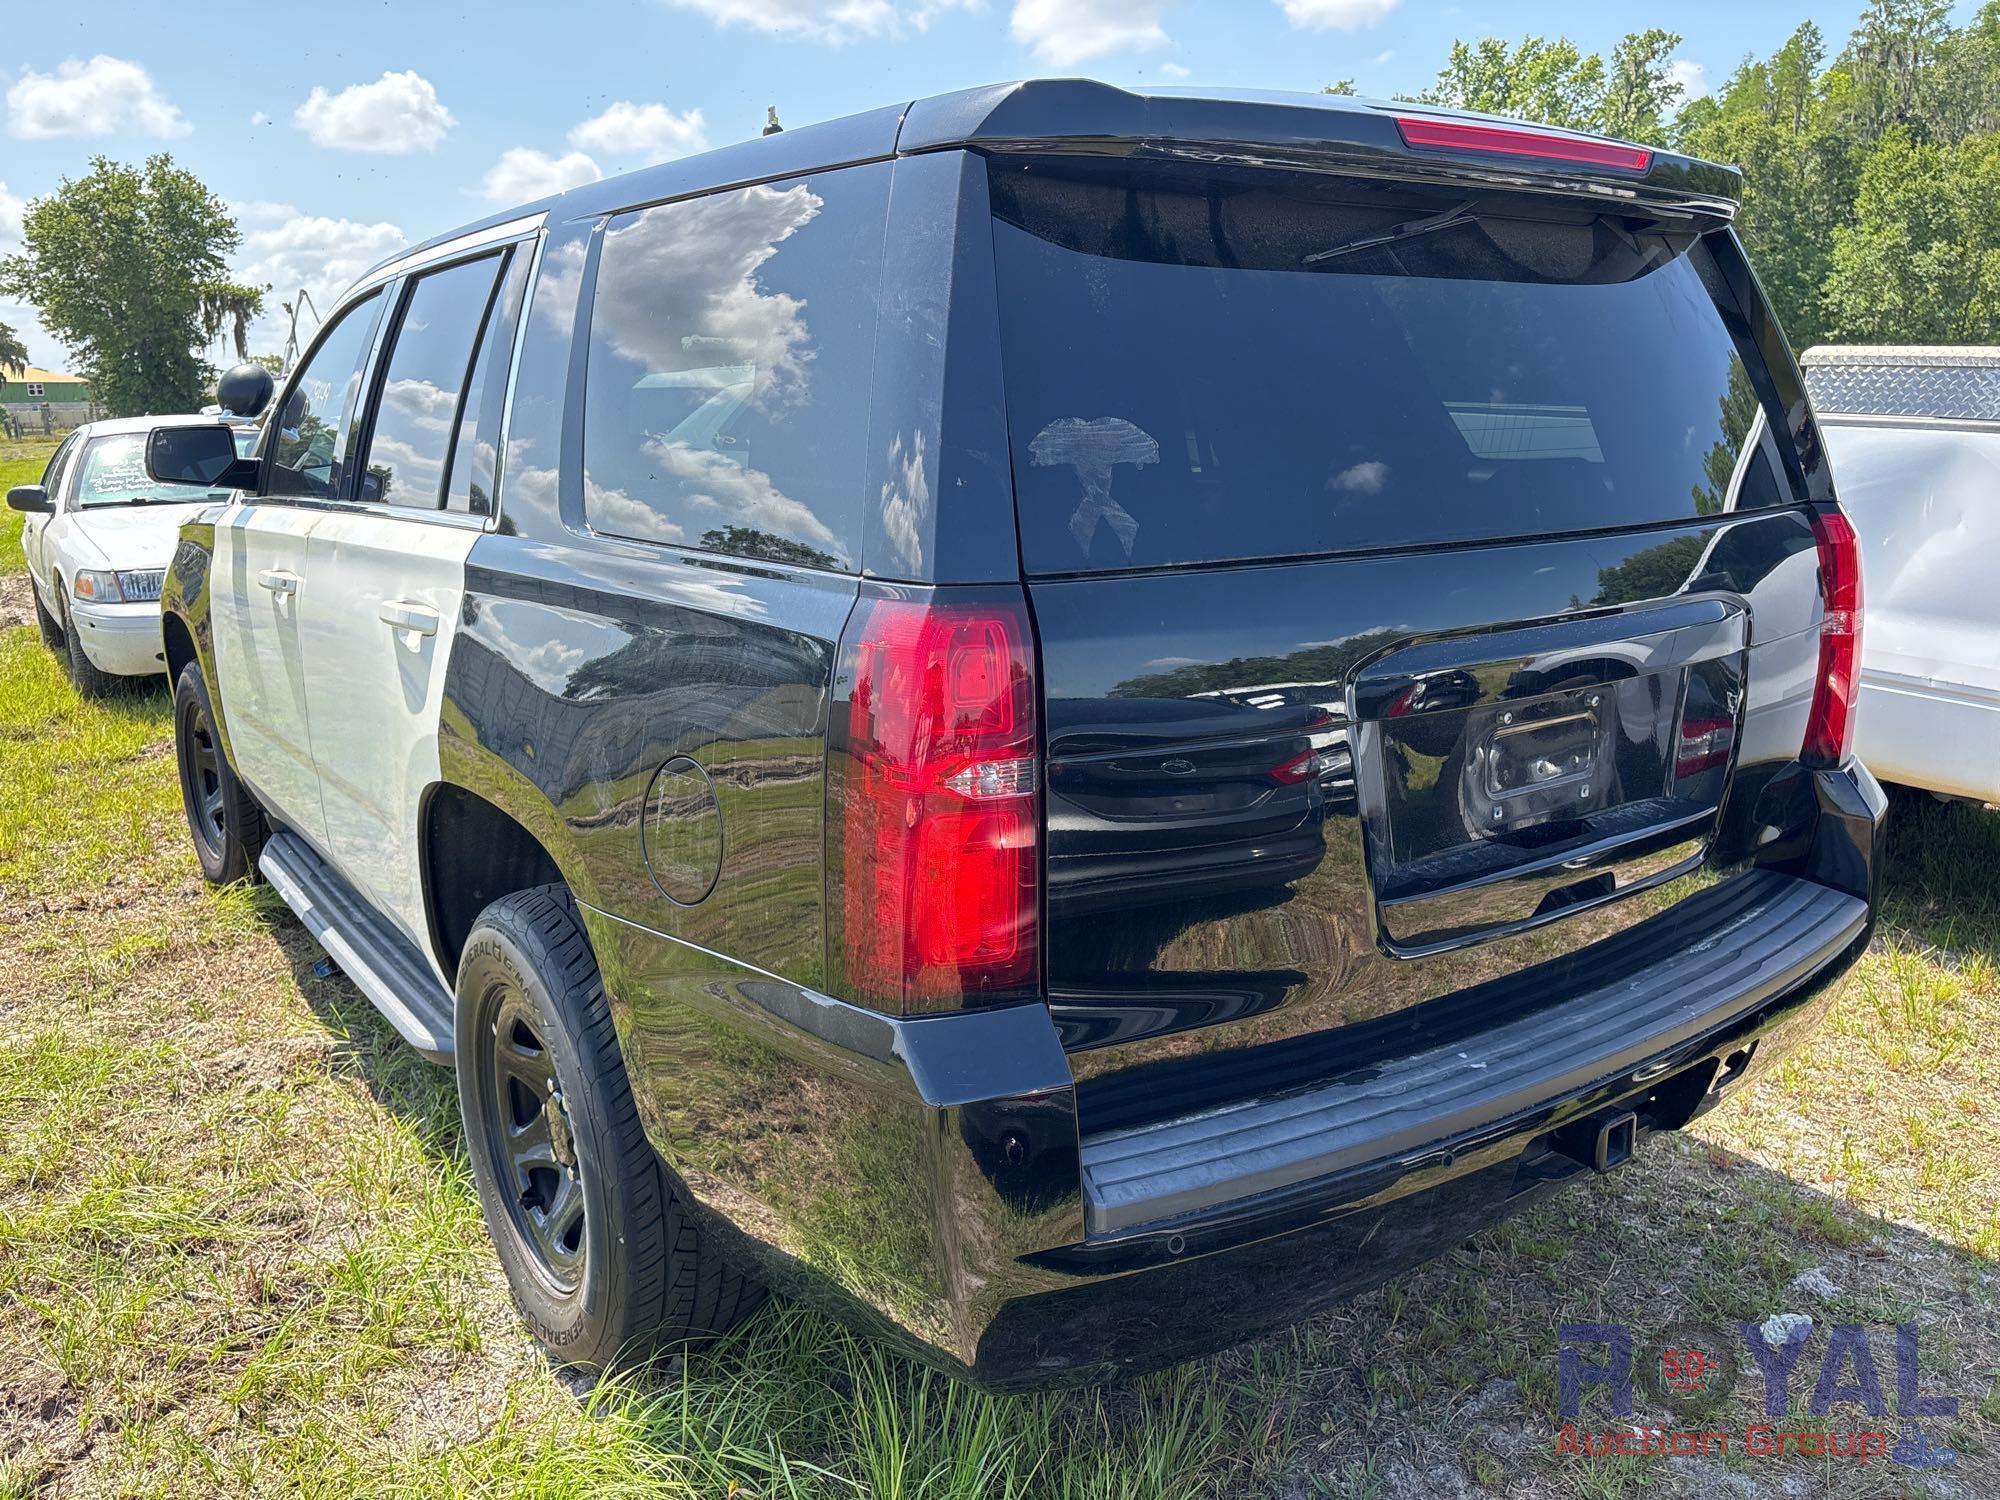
top-left (173, 663), bottom-right (267, 884)
top-left (57, 590), bottom-right (120, 699)
top-left (32, 583), bottom-right (63, 652)
top-left (456, 885), bottom-right (762, 1370)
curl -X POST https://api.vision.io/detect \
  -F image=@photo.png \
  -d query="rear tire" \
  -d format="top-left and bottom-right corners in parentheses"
top-left (56, 589), bottom-right (121, 699)
top-left (173, 663), bottom-right (267, 884)
top-left (32, 583), bottom-right (63, 652)
top-left (456, 885), bottom-right (762, 1371)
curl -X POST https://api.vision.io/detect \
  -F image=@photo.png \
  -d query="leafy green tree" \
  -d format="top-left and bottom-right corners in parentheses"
top-left (1409, 30), bottom-right (1686, 143)
top-left (0, 155), bottom-right (264, 417)
top-left (1412, 35), bottom-right (1607, 131)
top-left (1824, 127), bottom-right (2000, 340)
top-left (1599, 29), bottom-right (1688, 142)
top-left (0, 321), bottom-right (26, 380)
top-left (1676, 25), bottom-right (1848, 345)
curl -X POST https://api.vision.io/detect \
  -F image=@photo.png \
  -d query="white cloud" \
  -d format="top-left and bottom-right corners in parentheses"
top-left (1371, 48), bottom-right (1396, 65)
top-left (249, 110), bottom-right (272, 126)
top-left (569, 101), bottom-right (708, 158)
top-left (294, 70), bottom-right (454, 153)
top-left (232, 211), bottom-right (406, 355)
top-left (1275, 0), bottom-right (1400, 30)
top-left (6, 55), bottom-right (189, 139)
top-left (0, 180), bottom-right (53, 369)
top-left (1668, 59), bottom-right (1709, 103)
top-left (0, 181), bottom-right (24, 249)
top-left (1011, 0), bottom-right (1170, 64)
top-left (1158, 61), bottom-right (1191, 79)
top-left (480, 147), bottom-right (603, 203)
top-left (664, 0), bottom-right (972, 43)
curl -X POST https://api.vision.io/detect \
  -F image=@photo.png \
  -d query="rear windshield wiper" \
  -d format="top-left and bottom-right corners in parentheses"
top-left (1303, 198), bottom-right (1481, 266)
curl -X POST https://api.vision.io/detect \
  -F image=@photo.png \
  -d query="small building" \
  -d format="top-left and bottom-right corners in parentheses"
top-left (1, 365), bottom-right (99, 435)
top-left (0, 365), bottom-right (91, 403)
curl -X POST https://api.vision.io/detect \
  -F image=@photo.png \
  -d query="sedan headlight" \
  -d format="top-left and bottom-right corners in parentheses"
top-left (71, 569), bottom-right (165, 604)
top-left (71, 569), bottom-right (124, 603)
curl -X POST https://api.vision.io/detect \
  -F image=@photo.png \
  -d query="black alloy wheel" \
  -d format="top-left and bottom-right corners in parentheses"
top-left (479, 990), bottom-right (587, 1290)
top-left (172, 663), bottom-right (265, 884)
top-left (178, 691), bottom-right (228, 863)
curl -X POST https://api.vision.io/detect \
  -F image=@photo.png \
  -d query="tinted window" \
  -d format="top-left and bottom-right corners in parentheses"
top-left (581, 162), bottom-right (890, 571)
top-left (990, 168), bottom-right (1792, 575)
top-left (269, 291), bottom-right (381, 499)
top-left (445, 249), bottom-right (531, 516)
top-left (75, 432), bottom-right (230, 508)
top-left (359, 254), bottom-right (505, 510)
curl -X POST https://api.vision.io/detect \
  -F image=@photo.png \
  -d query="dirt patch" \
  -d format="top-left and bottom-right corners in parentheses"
top-left (0, 573), bottom-right (33, 634)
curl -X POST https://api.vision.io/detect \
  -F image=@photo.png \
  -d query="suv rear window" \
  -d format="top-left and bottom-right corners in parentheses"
top-left (990, 165), bottom-right (1791, 575)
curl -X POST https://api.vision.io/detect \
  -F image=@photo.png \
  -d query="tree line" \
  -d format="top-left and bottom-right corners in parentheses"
top-left (4, 3), bottom-right (1994, 417)
top-left (1345, 0), bottom-right (2000, 346)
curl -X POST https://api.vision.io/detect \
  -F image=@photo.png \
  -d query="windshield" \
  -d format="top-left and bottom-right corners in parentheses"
top-left (990, 166), bottom-right (1793, 575)
top-left (73, 431), bottom-right (233, 508)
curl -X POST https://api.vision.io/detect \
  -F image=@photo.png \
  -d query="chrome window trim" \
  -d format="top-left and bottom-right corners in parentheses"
top-left (487, 228), bottom-right (546, 533)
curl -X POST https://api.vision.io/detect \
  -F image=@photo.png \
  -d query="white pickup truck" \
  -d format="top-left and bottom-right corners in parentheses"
top-left (1801, 346), bottom-right (2000, 804)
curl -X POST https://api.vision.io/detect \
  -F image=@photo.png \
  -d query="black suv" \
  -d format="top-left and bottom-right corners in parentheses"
top-left (144, 81), bottom-right (1883, 1389)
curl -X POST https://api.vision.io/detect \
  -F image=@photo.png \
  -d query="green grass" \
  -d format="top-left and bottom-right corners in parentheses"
top-left (0, 615), bottom-right (1996, 1495)
top-left (0, 434), bottom-right (60, 580)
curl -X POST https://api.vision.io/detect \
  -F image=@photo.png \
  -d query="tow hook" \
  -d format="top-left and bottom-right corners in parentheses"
top-left (1554, 1108), bottom-right (1638, 1173)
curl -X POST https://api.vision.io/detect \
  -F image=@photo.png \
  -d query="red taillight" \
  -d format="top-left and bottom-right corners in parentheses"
top-left (1393, 115), bottom-right (1652, 173)
top-left (836, 592), bottom-right (1039, 1011)
top-left (1802, 508), bottom-right (1863, 768)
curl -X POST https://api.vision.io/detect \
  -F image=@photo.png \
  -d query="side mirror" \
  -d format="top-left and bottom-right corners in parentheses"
top-left (5, 484), bottom-right (52, 514)
top-left (146, 424), bottom-right (260, 492)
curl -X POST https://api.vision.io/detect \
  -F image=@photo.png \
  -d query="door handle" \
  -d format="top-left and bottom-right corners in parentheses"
top-left (378, 600), bottom-right (440, 637)
top-left (257, 569), bottom-right (299, 595)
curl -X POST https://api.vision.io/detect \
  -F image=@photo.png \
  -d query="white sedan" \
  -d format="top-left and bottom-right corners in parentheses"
top-left (7, 415), bottom-right (257, 695)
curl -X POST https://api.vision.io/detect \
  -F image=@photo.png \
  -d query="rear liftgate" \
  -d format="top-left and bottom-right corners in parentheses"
top-left (1352, 597), bottom-right (1746, 957)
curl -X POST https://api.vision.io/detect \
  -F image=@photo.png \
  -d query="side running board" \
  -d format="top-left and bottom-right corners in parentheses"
top-left (259, 830), bottom-right (456, 1062)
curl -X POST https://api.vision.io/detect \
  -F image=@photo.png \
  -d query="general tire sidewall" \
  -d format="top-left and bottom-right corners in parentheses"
top-left (173, 665), bottom-right (246, 884)
top-left (456, 920), bottom-right (634, 1368)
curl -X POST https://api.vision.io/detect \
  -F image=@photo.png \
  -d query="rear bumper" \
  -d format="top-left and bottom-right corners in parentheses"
top-left (591, 761), bottom-right (1884, 1391)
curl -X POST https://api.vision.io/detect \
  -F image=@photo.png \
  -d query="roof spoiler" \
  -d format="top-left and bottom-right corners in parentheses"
top-left (899, 80), bottom-right (1741, 221)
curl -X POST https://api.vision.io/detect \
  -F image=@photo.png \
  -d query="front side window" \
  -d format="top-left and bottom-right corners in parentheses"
top-left (268, 291), bottom-right (382, 500)
top-left (74, 432), bottom-right (231, 508)
top-left (25, 382), bottom-right (44, 398)
top-left (39, 432), bottom-right (79, 499)
top-left (580, 162), bottom-right (890, 571)
top-left (358, 253), bottom-right (507, 510)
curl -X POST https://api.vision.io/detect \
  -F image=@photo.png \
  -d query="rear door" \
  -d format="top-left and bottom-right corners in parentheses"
top-left (212, 289), bottom-right (385, 846)
top-left (298, 243), bottom-right (529, 956)
top-left (986, 161), bottom-right (1818, 1109)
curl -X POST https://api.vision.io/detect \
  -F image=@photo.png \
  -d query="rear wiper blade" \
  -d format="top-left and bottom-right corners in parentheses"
top-left (1303, 198), bottom-right (1480, 266)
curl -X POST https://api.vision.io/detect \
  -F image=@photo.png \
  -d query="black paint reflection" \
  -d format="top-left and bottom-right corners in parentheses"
top-left (1034, 508), bottom-right (1821, 1103)
top-left (579, 166), bottom-right (890, 571)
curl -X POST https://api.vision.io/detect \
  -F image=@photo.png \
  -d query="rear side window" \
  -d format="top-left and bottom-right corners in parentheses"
top-left (358, 253), bottom-right (507, 510)
top-left (990, 166), bottom-right (1793, 574)
top-left (268, 291), bottom-right (381, 500)
top-left (445, 249), bottom-right (531, 516)
top-left (580, 161), bottom-right (890, 571)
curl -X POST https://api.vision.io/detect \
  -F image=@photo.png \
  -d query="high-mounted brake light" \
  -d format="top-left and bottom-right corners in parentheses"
top-left (1393, 115), bottom-right (1653, 173)
top-left (835, 591), bottom-right (1040, 1011)
top-left (1801, 509), bottom-right (1863, 768)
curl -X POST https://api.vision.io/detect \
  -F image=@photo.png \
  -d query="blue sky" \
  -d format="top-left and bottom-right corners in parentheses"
top-left (0, 0), bottom-right (1979, 369)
